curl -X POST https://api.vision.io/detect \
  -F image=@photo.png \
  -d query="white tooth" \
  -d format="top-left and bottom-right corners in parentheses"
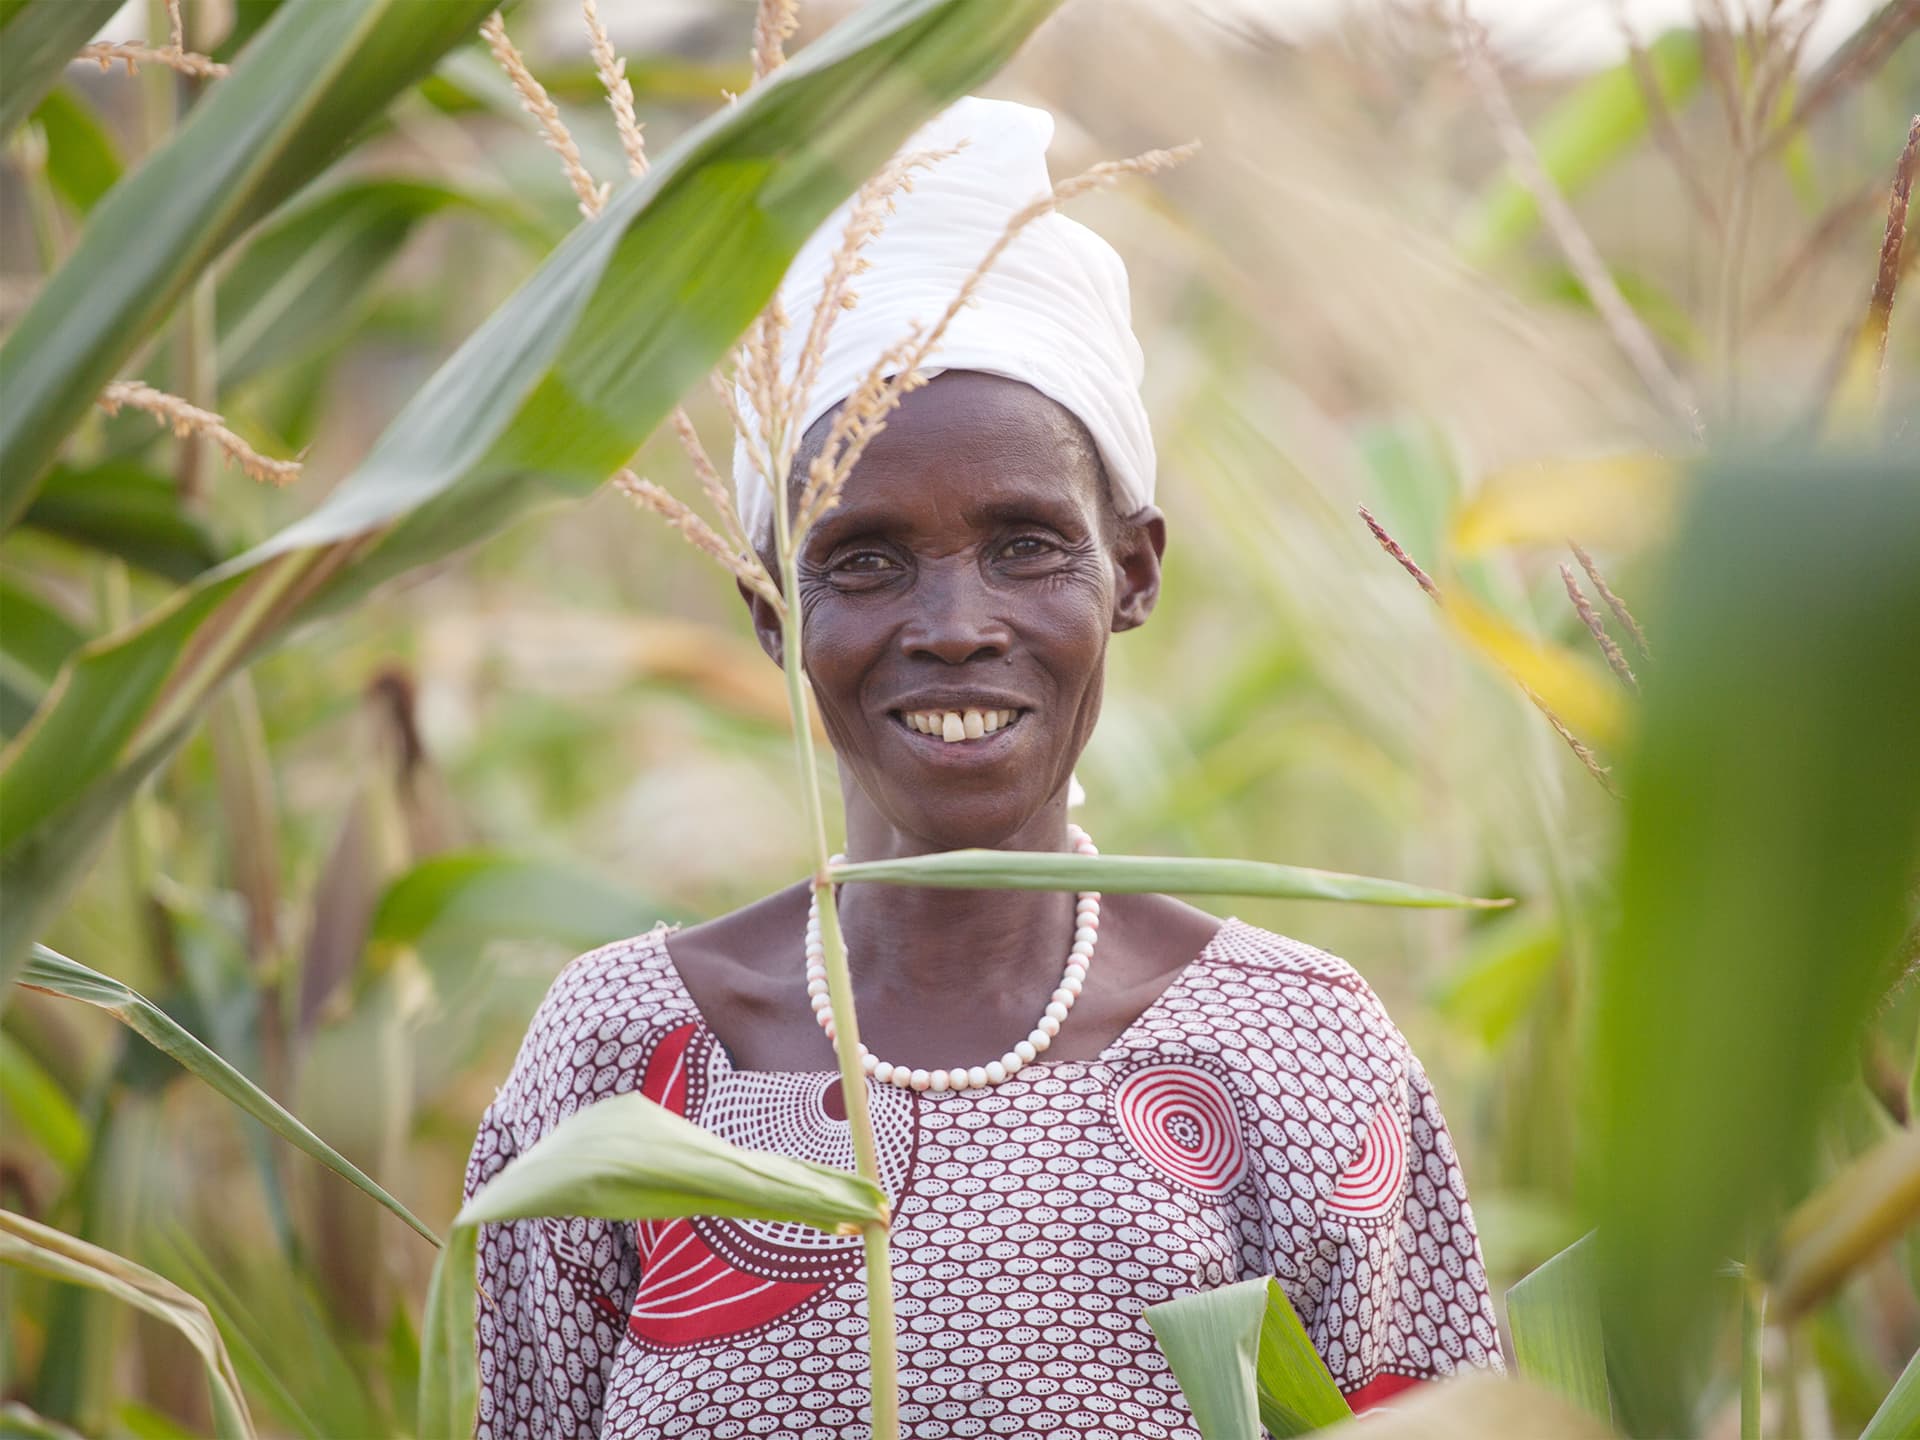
top-left (911, 714), bottom-right (928, 733)
top-left (942, 712), bottom-right (965, 743)
top-left (963, 709), bottom-right (984, 740)
top-left (981, 711), bottom-right (1000, 734)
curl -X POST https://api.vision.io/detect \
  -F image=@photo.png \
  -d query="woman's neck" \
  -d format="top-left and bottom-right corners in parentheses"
top-left (833, 799), bottom-right (1083, 1006)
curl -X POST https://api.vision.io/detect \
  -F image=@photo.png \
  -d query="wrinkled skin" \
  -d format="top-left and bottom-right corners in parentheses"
top-left (668, 372), bottom-right (1224, 1072)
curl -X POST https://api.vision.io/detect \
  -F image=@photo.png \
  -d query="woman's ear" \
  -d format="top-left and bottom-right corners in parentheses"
top-left (1111, 505), bottom-right (1166, 632)
top-left (738, 576), bottom-right (786, 667)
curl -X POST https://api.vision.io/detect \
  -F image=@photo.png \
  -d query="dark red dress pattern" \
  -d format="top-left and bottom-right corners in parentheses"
top-left (465, 917), bottom-right (1502, 1438)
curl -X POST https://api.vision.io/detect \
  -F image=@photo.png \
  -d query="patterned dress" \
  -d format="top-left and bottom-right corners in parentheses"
top-left (465, 917), bottom-right (1502, 1439)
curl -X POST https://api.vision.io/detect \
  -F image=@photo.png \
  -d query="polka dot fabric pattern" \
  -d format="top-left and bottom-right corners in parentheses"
top-left (465, 917), bottom-right (1502, 1438)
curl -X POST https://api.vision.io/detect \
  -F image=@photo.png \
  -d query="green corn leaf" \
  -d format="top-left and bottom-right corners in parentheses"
top-left (1253, 1278), bottom-right (1357, 1436)
top-left (1459, 29), bottom-right (1703, 262)
top-left (0, 574), bottom-right (86, 739)
top-left (0, 1209), bottom-right (255, 1440)
top-left (21, 461), bottom-right (225, 582)
top-left (1588, 450), bottom-right (1920, 1437)
top-left (829, 850), bottom-right (1510, 910)
top-left (211, 0), bottom-right (288, 64)
top-left (0, 1031), bottom-right (86, 1171)
top-left (1145, 1279), bottom-right (1265, 1440)
top-left (1145, 1277), bottom-right (1353, 1438)
top-left (30, 86), bottom-right (121, 216)
top-left (416, 1224), bottom-right (478, 1440)
top-left (455, 1091), bottom-right (888, 1235)
top-left (0, 574), bottom-right (83, 683)
top-left (1506, 1232), bottom-right (1611, 1425)
top-left (0, 1400), bottom-right (87, 1440)
top-left (0, 0), bottom-right (500, 526)
top-left (1430, 913), bottom-right (1562, 1047)
top-left (17, 944), bottom-right (437, 1245)
top-left (370, 851), bottom-right (673, 954)
top-left (1861, 1343), bottom-right (1920, 1440)
top-left (0, 0), bottom-right (1062, 995)
top-left (217, 178), bottom-right (537, 387)
top-left (0, 0), bottom-right (124, 140)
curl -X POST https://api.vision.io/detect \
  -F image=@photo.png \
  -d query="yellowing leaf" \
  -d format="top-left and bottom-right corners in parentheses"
top-left (1445, 590), bottom-right (1627, 745)
top-left (1825, 322), bottom-right (1890, 437)
top-left (1771, 1127), bottom-right (1920, 1320)
top-left (1451, 453), bottom-right (1678, 555)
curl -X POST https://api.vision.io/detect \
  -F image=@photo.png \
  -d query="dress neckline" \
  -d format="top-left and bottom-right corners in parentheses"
top-left (652, 913), bottom-right (1242, 1082)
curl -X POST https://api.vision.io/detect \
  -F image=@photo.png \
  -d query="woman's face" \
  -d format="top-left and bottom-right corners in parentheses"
top-left (748, 371), bottom-right (1164, 850)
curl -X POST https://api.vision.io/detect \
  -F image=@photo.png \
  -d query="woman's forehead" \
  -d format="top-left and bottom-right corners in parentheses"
top-left (806, 372), bottom-right (1105, 526)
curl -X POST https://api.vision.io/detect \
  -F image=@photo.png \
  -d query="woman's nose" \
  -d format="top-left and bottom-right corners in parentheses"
top-left (898, 562), bottom-right (1011, 665)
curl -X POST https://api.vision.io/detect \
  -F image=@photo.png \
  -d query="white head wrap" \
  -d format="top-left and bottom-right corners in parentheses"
top-left (730, 95), bottom-right (1156, 548)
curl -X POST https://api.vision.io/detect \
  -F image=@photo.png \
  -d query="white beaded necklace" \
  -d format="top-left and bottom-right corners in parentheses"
top-left (806, 823), bottom-right (1102, 1093)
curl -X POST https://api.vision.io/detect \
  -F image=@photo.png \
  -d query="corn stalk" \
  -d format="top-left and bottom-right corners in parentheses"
top-left (767, 444), bottom-right (902, 1437)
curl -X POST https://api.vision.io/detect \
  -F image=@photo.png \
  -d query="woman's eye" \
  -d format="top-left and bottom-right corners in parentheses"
top-left (1002, 535), bottom-right (1058, 559)
top-left (834, 551), bottom-right (898, 575)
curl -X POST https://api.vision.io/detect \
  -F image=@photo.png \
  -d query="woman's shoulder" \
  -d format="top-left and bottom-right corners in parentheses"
top-left (488, 922), bottom-right (692, 1129)
top-left (1186, 917), bottom-right (1412, 1064)
top-left (1204, 917), bottom-right (1386, 997)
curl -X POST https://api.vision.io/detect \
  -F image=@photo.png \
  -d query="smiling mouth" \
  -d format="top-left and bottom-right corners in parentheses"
top-left (891, 707), bottom-right (1028, 744)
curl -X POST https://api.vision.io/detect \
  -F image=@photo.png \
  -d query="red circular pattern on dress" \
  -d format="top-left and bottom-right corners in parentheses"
top-left (1111, 1063), bottom-right (1248, 1195)
top-left (1326, 1094), bottom-right (1407, 1220)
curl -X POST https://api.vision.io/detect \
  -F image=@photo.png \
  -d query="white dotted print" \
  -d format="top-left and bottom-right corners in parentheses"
top-left (466, 919), bottom-right (1502, 1438)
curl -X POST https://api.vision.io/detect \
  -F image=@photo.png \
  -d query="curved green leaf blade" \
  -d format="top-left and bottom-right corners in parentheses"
top-left (0, 1030), bottom-right (85, 1171)
top-left (0, 1209), bottom-right (255, 1440)
top-left (1506, 1232), bottom-right (1611, 1425)
top-left (1145, 1279), bottom-right (1265, 1440)
top-left (0, 0), bottom-right (497, 526)
top-left (22, 461), bottom-right (224, 581)
top-left (0, 574), bottom-right (86, 738)
top-left (1862, 1344), bottom-right (1920, 1440)
top-left (455, 1091), bottom-right (887, 1235)
top-left (0, 0), bottom-right (123, 140)
top-left (1145, 1277), bottom-right (1352, 1439)
top-left (0, 1400), bottom-right (87, 1440)
top-left (0, 0), bottom-right (1062, 991)
top-left (371, 851), bottom-right (673, 953)
top-left (217, 178), bottom-right (529, 386)
top-left (1431, 913), bottom-right (1561, 1048)
top-left (1252, 1278), bottom-right (1355, 1436)
top-left (829, 850), bottom-right (1511, 910)
top-left (416, 1224), bottom-right (478, 1440)
top-left (0, 574), bottom-right (83, 682)
top-left (30, 87), bottom-right (121, 216)
top-left (18, 944), bottom-right (437, 1245)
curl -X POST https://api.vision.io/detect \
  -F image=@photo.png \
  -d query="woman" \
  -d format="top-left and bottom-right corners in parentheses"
top-left (467, 98), bottom-right (1500, 1440)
